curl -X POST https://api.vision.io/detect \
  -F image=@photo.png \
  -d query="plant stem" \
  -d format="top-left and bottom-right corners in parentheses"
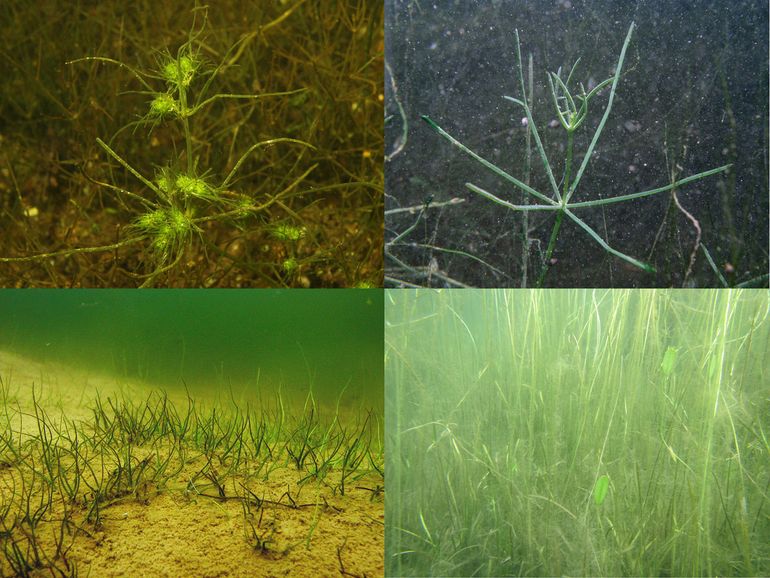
top-left (537, 129), bottom-right (574, 287)
top-left (520, 53), bottom-right (533, 287)
top-left (567, 22), bottom-right (635, 201)
top-left (563, 130), bottom-right (574, 199)
top-left (178, 85), bottom-right (193, 175)
top-left (537, 210), bottom-right (564, 288)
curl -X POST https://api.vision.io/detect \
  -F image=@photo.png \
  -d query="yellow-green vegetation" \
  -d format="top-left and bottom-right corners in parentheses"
top-left (0, 1), bottom-right (383, 287)
top-left (0, 380), bottom-right (383, 576)
top-left (386, 289), bottom-right (769, 577)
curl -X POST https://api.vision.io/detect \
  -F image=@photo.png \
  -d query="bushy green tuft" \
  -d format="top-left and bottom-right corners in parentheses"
top-left (176, 174), bottom-right (216, 201)
top-left (282, 258), bottom-right (298, 273)
top-left (272, 224), bottom-right (307, 242)
top-left (134, 207), bottom-right (194, 263)
top-left (149, 93), bottom-right (178, 118)
top-left (155, 168), bottom-right (177, 196)
top-left (162, 54), bottom-right (199, 89)
top-left (135, 209), bottom-right (167, 231)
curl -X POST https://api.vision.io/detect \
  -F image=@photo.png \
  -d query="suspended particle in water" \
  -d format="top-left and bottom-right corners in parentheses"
top-left (623, 119), bottom-right (642, 133)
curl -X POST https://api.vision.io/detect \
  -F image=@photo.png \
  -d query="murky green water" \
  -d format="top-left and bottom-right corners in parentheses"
top-left (386, 289), bottom-right (769, 577)
top-left (0, 290), bottom-right (383, 410)
top-left (0, 288), bottom-right (385, 577)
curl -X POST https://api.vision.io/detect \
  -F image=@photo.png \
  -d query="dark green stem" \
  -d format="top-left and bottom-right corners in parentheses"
top-left (537, 129), bottom-right (573, 288)
top-left (537, 210), bottom-right (564, 287)
top-left (563, 130), bottom-right (574, 199)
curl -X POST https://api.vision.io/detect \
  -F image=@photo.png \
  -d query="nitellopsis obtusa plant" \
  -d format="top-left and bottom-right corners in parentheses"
top-left (1, 6), bottom-right (314, 286)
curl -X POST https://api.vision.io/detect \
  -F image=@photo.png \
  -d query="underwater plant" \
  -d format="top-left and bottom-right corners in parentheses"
top-left (422, 22), bottom-right (731, 287)
top-left (73, 8), bottom-right (316, 286)
top-left (592, 474), bottom-right (610, 505)
top-left (0, 381), bottom-right (383, 576)
top-left (386, 289), bottom-right (770, 577)
top-left (0, 6), bottom-right (316, 287)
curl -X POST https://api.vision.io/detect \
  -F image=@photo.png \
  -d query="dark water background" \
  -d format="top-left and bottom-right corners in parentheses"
top-left (385, 0), bottom-right (768, 287)
top-left (0, 290), bottom-right (383, 408)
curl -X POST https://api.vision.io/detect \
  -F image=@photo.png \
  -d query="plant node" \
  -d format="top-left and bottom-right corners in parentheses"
top-left (162, 54), bottom-right (200, 89)
top-left (149, 93), bottom-right (178, 118)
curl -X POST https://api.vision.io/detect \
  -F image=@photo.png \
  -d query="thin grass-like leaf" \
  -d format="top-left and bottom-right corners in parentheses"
top-left (66, 56), bottom-right (155, 92)
top-left (96, 138), bottom-right (162, 197)
top-left (465, 183), bottom-right (559, 211)
top-left (421, 115), bottom-right (554, 204)
top-left (567, 22), bottom-right (635, 201)
top-left (221, 138), bottom-right (316, 189)
top-left (563, 207), bottom-right (656, 272)
top-left (567, 164), bottom-right (732, 208)
top-left (513, 29), bottom-right (561, 199)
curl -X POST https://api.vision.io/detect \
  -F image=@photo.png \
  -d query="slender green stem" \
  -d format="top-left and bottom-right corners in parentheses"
top-left (537, 210), bottom-right (564, 287)
top-left (421, 115), bottom-right (556, 205)
top-left (536, 128), bottom-right (575, 286)
top-left (464, 183), bottom-right (558, 211)
top-left (221, 139), bottom-right (316, 190)
top-left (177, 83), bottom-right (194, 175)
top-left (389, 208), bottom-right (426, 245)
top-left (567, 164), bottom-right (732, 207)
top-left (409, 242), bottom-right (509, 277)
top-left (190, 89), bottom-right (308, 117)
top-left (521, 52), bottom-right (534, 287)
top-left (563, 207), bottom-right (655, 272)
top-left (563, 130), bottom-right (574, 199)
top-left (66, 56), bottom-right (155, 92)
top-left (96, 138), bottom-right (161, 196)
top-left (0, 238), bottom-right (144, 263)
top-left (567, 22), bottom-right (635, 201)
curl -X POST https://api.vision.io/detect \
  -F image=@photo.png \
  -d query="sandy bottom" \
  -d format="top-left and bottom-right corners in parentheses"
top-left (0, 351), bottom-right (384, 577)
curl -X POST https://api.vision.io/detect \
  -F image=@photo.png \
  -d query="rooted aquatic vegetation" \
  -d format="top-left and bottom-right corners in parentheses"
top-left (0, 8), bottom-right (313, 287)
top-left (422, 23), bottom-right (731, 287)
top-left (386, 289), bottom-right (769, 577)
top-left (0, 1), bottom-right (383, 287)
top-left (0, 377), bottom-right (383, 577)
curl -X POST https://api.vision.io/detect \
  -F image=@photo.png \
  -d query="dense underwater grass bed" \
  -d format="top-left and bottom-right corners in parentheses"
top-left (0, 373), bottom-right (383, 577)
top-left (386, 289), bottom-right (769, 577)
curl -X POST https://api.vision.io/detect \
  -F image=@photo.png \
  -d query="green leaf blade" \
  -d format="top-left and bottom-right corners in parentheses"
top-left (661, 346), bottom-right (678, 376)
top-left (593, 474), bottom-right (610, 505)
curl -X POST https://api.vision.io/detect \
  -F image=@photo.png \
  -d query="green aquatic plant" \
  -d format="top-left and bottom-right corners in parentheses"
top-left (593, 474), bottom-right (610, 505)
top-left (0, 6), bottom-right (313, 287)
top-left (660, 346), bottom-right (679, 376)
top-left (386, 289), bottom-right (770, 577)
top-left (0, 377), bottom-right (383, 576)
top-left (338, 412), bottom-right (372, 496)
top-left (422, 22), bottom-right (731, 286)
